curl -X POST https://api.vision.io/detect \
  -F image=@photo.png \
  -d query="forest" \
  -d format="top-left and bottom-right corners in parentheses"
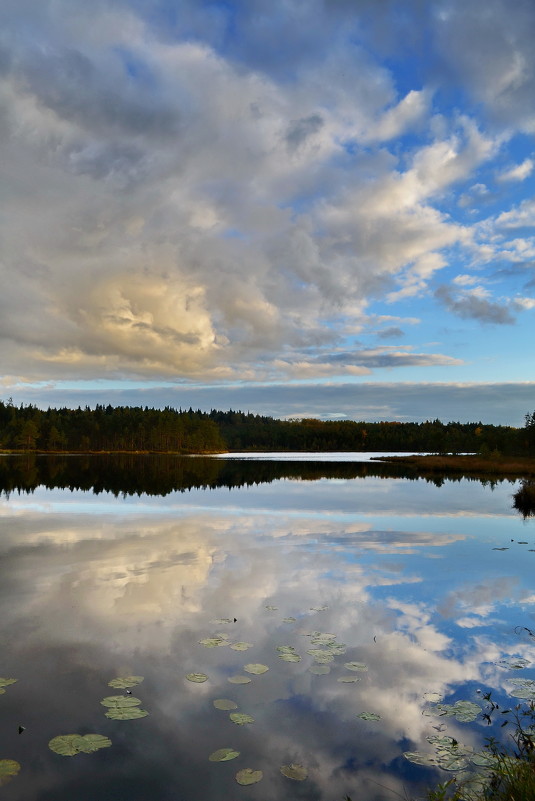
top-left (0, 399), bottom-right (534, 456)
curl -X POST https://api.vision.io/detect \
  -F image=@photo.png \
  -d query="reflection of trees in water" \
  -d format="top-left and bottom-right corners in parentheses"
top-left (512, 480), bottom-right (535, 518)
top-left (0, 454), bottom-right (521, 503)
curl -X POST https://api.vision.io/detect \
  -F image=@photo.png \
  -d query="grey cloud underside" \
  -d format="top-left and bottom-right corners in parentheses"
top-left (434, 286), bottom-right (515, 325)
top-left (0, 0), bottom-right (533, 383)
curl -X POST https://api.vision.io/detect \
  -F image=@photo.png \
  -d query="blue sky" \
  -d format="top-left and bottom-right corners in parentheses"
top-left (1, 0), bottom-right (534, 424)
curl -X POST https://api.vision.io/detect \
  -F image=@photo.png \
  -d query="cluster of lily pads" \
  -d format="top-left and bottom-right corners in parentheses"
top-left (48, 675), bottom-right (148, 757)
top-left (182, 608), bottom-right (382, 786)
top-left (404, 656), bottom-right (534, 783)
top-left (0, 678), bottom-right (20, 785)
top-left (0, 673), bottom-right (150, 784)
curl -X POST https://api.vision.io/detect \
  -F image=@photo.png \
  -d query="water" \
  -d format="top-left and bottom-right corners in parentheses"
top-left (0, 454), bottom-right (533, 800)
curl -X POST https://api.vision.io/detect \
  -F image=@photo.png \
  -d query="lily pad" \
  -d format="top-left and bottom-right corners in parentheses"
top-left (326, 643), bottom-right (347, 654)
top-left (230, 642), bottom-right (253, 651)
top-left (344, 662), bottom-right (368, 672)
top-left (279, 653), bottom-right (301, 662)
top-left (209, 748), bottom-right (240, 762)
top-left (280, 763), bottom-right (308, 780)
top-left (357, 712), bottom-right (381, 721)
top-left (283, 617), bottom-right (297, 623)
top-left (311, 632), bottom-right (336, 645)
top-left (49, 734), bottom-right (112, 756)
top-left (213, 618), bottom-right (234, 624)
top-left (243, 663), bottom-right (269, 675)
top-left (472, 752), bottom-right (496, 768)
top-left (310, 605), bottom-right (328, 612)
top-left (337, 676), bottom-right (361, 683)
top-left (76, 734), bottom-right (113, 753)
top-left (426, 700), bottom-right (480, 723)
top-left (265, 605), bottom-right (278, 611)
top-left (0, 759), bottom-right (21, 784)
top-left (108, 676), bottom-right (144, 689)
top-left (310, 651), bottom-right (334, 664)
top-left (404, 751), bottom-right (438, 767)
top-left (496, 657), bottom-right (530, 670)
top-left (227, 675), bottom-right (251, 684)
top-left (230, 713), bottom-right (254, 725)
top-left (100, 695), bottom-right (141, 708)
top-left (507, 679), bottom-right (535, 699)
top-left (105, 707), bottom-right (149, 720)
top-left (199, 637), bottom-right (227, 648)
top-left (213, 699), bottom-right (238, 710)
top-left (423, 692), bottom-right (443, 702)
top-left (236, 768), bottom-right (263, 785)
top-left (0, 678), bottom-right (17, 694)
top-left (309, 665), bottom-right (330, 675)
top-left (186, 673), bottom-right (208, 683)
top-left (276, 645), bottom-right (297, 653)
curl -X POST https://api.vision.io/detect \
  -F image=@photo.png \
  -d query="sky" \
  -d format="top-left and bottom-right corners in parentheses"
top-left (1, 0), bottom-right (534, 425)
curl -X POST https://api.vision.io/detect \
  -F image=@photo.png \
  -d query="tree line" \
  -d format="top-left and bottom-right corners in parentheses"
top-left (0, 399), bottom-right (533, 456)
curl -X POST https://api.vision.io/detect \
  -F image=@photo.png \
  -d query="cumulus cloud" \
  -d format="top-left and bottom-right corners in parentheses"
top-left (434, 285), bottom-right (516, 324)
top-left (0, 0), bottom-right (533, 389)
top-left (497, 158), bottom-right (534, 182)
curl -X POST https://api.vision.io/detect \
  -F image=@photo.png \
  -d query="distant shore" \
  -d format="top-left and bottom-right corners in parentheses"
top-left (372, 453), bottom-right (535, 477)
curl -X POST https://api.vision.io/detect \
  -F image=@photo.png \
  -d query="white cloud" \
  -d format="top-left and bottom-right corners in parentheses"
top-left (497, 158), bottom-right (534, 182)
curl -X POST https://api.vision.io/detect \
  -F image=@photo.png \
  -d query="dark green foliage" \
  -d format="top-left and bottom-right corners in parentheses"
top-left (0, 399), bottom-right (528, 456)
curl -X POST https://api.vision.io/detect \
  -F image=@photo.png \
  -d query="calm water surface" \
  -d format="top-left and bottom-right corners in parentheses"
top-left (0, 454), bottom-right (533, 800)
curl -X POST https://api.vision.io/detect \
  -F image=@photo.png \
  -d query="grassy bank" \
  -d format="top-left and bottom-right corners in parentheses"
top-left (373, 454), bottom-right (535, 479)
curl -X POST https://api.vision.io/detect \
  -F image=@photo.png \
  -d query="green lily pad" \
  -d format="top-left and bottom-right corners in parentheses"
top-left (507, 678), bottom-right (535, 698)
top-left (105, 707), bottom-right (149, 720)
top-left (280, 763), bottom-right (308, 780)
top-left (265, 605), bottom-right (278, 611)
top-left (311, 632), bottom-right (336, 645)
top-left (49, 734), bottom-right (112, 756)
top-left (426, 700), bottom-right (480, 723)
top-left (508, 687), bottom-right (535, 699)
top-left (437, 753), bottom-right (470, 771)
top-left (227, 675), bottom-right (251, 684)
top-left (310, 605), bottom-right (328, 612)
top-left (213, 618), bottom-right (234, 624)
top-left (283, 617), bottom-right (297, 623)
top-left (213, 699), bottom-right (238, 710)
top-left (199, 637), bottom-right (226, 648)
top-left (403, 751), bottom-right (438, 766)
top-left (344, 662), bottom-right (368, 672)
top-left (0, 678), bottom-right (17, 688)
top-left (230, 712), bottom-right (254, 725)
top-left (186, 673), bottom-right (208, 683)
top-left (357, 712), bottom-right (381, 721)
top-left (209, 748), bottom-right (240, 762)
top-left (309, 665), bottom-right (330, 675)
top-left (243, 663), bottom-right (269, 675)
top-left (0, 759), bottom-right (21, 784)
top-left (230, 642), bottom-right (253, 651)
top-left (108, 676), bottom-right (144, 689)
top-left (309, 651), bottom-right (334, 664)
top-left (326, 643), bottom-right (347, 654)
top-left (472, 752), bottom-right (496, 768)
top-left (337, 676), bottom-right (361, 683)
top-left (279, 653), bottom-right (301, 662)
top-left (276, 645), bottom-right (296, 653)
top-left (100, 695), bottom-right (141, 708)
top-left (496, 657), bottom-right (530, 669)
top-left (236, 768), bottom-right (263, 785)
top-left (77, 734), bottom-right (113, 753)
top-left (423, 692), bottom-right (443, 702)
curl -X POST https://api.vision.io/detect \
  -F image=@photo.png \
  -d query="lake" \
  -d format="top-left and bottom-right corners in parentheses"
top-left (0, 454), bottom-right (533, 800)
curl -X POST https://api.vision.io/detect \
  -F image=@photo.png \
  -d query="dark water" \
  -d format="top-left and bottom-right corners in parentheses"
top-left (0, 454), bottom-right (533, 800)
